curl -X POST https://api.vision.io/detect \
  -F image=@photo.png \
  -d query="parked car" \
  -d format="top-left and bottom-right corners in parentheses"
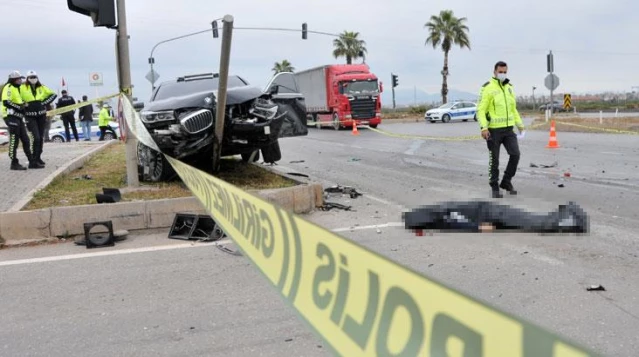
top-left (136, 72), bottom-right (308, 182)
top-left (49, 119), bottom-right (119, 142)
top-left (538, 101), bottom-right (568, 112)
top-left (425, 101), bottom-right (477, 123)
top-left (0, 128), bottom-right (8, 146)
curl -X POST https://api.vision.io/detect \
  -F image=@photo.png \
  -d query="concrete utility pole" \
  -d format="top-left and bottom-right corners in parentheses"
top-left (116, 0), bottom-right (139, 187)
top-left (212, 15), bottom-right (234, 173)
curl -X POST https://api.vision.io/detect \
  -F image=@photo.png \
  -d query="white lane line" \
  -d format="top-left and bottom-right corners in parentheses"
top-left (332, 222), bottom-right (405, 233)
top-left (600, 151), bottom-right (623, 155)
top-left (404, 140), bottom-right (423, 156)
top-left (0, 239), bottom-right (233, 267)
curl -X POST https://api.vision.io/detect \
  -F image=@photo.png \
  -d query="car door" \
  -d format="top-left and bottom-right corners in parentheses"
top-left (449, 103), bottom-right (462, 120)
top-left (463, 102), bottom-right (476, 120)
top-left (264, 72), bottom-right (308, 138)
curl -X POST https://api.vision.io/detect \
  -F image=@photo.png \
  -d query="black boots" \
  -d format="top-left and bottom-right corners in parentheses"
top-left (499, 180), bottom-right (517, 195)
top-left (29, 161), bottom-right (45, 169)
top-left (10, 160), bottom-right (27, 171)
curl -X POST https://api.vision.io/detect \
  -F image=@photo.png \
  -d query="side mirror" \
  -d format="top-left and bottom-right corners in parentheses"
top-left (133, 102), bottom-right (144, 110)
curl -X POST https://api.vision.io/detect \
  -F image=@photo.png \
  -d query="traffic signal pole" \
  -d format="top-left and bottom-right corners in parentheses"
top-left (116, 0), bottom-right (139, 187)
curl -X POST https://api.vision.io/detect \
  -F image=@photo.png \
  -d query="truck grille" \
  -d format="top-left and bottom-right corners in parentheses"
top-left (180, 109), bottom-right (213, 134)
top-left (350, 97), bottom-right (376, 119)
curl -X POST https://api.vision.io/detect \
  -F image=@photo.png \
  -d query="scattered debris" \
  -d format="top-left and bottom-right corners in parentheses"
top-left (564, 172), bottom-right (571, 177)
top-left (285, 338), bottom-right (293, 342)
top-left (287, 172), bottom-right (309, 178)
top-left (324, 185), bottom-right (363, 199)
top-left (215, 244), bottom-right (242, 256)
top-left (586, 285), bottom-right (606, 292)
top-left (376, 228), bottom-right (382, 234)
top-left (74, 174), bottom-right (92, 180)
top-left (349, 157), bottom-right (361, 162)
top-left (558, 184), bottom-right (565, 188)
top-left (289, 160), bottom-right (305, 164)
top-left (320, 202), bottom-right (352, 211)
top-left (530, 161), bottom-right (558, 168)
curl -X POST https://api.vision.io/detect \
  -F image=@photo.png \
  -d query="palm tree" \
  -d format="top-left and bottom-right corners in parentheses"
top-left (424, 10), bottom-right (471, 104)
top-left (272, 60), bottom-right (295, 74)
top-left (332, 31), bottom-right (367, 64)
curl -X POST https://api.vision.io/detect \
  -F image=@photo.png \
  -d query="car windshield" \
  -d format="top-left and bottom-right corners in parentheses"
top-left (153, 76), bottom-right (248, 101)
top-left (340, 80), bottom-right (379, 95)
top-left (438, 103), bottom-right (456, 109)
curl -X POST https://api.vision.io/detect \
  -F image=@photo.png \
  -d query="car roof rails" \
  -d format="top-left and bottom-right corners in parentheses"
top-left (177, 73), bottom-right (220, 82)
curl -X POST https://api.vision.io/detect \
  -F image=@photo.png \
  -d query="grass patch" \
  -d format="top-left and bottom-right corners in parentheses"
top-left (23, 142), bottom-right (297, 210)
top-left (529, 116), bottom-right (639, 134)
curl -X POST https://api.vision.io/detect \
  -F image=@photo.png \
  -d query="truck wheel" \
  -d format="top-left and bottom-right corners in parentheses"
top-left (332, 113), bottom-right (341, 130)
top-left (261, 140), bottom-right (282, 163)
top-left (241, 150), bottom-right (260, 162)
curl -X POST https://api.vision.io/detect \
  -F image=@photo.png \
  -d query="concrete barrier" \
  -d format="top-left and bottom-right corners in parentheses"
top-left (0, 183), bottom-right (323, 243)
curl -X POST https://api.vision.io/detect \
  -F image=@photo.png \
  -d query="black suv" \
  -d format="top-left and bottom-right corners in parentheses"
top-left (136, 72), bottom-right (307, 182)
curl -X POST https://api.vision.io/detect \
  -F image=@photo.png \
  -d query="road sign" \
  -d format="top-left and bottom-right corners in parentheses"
top-left (89, 72), bottom-right (103, 86)
top-left (146, 69), bottom-right (160, 84)
top-left (563, 93), bottom-right (572, 109)
top-left (545, 73), bottom-right (560, 91)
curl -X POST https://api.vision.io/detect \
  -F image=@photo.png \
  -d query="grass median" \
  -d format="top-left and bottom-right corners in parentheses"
top-left (23, 142), bottom-right (297, 211)
top-left (529, 116), bottom-right (639, 134)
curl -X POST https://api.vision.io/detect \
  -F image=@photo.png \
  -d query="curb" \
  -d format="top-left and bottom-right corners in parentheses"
top-left (0, 183), bottom-right (324, 247)
top-left (7, 140), bottom-right (117, 212)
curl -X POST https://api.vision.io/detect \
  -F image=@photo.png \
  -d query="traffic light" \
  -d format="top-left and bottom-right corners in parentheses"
top-left (212, 20), bottom-right (219, 38)
top-left (67, 0), bottom-right (116, 28)
top-left (392, 73), bottom-right (399, 88)
top-left (302, 23), bottom-right (307, 40)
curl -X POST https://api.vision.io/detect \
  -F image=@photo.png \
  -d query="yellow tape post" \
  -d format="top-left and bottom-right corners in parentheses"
top-left (120, 94), bottom-right (599, 357)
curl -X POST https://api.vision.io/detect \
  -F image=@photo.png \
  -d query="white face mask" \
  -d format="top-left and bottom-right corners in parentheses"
top-left (28, 78), bottom-right (38, 85)
top-left (496, 73), bottom-right (508, 82)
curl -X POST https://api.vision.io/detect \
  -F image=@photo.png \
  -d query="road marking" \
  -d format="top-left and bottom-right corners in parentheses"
top-left (404, 140), bottom-right (423, 156)
top-left (0, 239), bottom-right (233, 267)
top-left (600, 151), bottom-right (623, 155)
top-left (332, 222), bottom-right (405, 233)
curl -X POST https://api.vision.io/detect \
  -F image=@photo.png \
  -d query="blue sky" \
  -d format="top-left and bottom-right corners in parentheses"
top-left (1, 0), bottom-right (637, 106)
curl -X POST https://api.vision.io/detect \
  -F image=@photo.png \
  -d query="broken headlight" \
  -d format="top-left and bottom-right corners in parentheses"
top-left (249, 99), bottom-right (279, 121)
top-left (140, 110), bottom-right (176, 123)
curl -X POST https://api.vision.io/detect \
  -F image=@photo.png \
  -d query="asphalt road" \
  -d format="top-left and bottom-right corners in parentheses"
top-left (1, 118), bottom-right (638, 356)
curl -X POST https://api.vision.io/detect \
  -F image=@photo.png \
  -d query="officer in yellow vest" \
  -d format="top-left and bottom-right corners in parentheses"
top-left (20, 70), bottom-right (57, 166)
top-left (476, 61), bottom-right (525, 198)
top-left (1, 71), bottom-right (41, 170)
top-left (98, 103), bottom-right (114, 141)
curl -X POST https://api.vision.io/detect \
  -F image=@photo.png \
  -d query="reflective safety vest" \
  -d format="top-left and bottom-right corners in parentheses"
top-left (20, 83), bottom-right (56, 116)
top-left (99, 108), bottom-right (113, 126)
top-left (476, 77), bottom-right (524, 131)
top-left (1, 83), bottom-right (25, 118)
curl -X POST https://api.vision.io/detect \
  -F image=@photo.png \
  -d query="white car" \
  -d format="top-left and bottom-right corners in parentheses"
top-left (0, 128), bottom-right (8, 146)
top-left (425, 101), bottom-right (477, 123)
top-left (49, 119), bottom-right (120, 143)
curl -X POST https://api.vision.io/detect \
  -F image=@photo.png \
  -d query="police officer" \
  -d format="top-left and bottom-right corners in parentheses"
top-left (476, 61), bottom-right (525, 198)
top-left (1, 71), bottom-right (42, 170)
top-left (20, 70), bottom-right (57, 166)
top-left (56, 90), bottom-right (79, 142)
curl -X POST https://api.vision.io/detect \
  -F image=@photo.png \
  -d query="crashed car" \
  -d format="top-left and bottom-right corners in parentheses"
top-left (136, 72), bottom-right (308, 182)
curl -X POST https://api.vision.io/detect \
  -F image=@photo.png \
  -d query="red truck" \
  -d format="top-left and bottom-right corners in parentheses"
top-left (294, 64), bottom-right (383, 130)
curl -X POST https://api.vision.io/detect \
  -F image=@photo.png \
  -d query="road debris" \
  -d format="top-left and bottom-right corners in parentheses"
top-left (287, 172), bottom-right (309, 178)
top-left (530, 161), bottom-right (558, 168)
top-left (324, 185), bottom-right (363, 199)
top-left (586, 285), bottom-right (606, 291)
top-left (320, 202), bottom-right (352, 211)
top-left (290, 160), bottom-right (305, 164)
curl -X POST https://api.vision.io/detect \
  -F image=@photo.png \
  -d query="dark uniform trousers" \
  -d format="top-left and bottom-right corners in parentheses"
top-left (26, 114), bottom-right (46, 161)
top-left (4, 116), bottom-right (32, 163)
top-left (486, 126), bottom-right (520, 189)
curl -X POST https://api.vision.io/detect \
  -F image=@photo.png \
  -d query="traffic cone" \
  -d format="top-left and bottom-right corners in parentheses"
top-left (546, 120), bottom-right (560, 148)
top-left (352, 121), bottom-right (360, 136)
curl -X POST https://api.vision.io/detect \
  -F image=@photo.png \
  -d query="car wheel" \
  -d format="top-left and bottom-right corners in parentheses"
top-left (332, 113), bottom-right (341, 130)
top-left (442, 114), bottom-right (451, 123)
top-left (369, 124), bottom-right (378, 129)
top-left (137, 143), bottom-right (175, 182)
top-left (261, 140), bottom-right (282, 163)
top-left (462, 119), bottom-right (468, 122)
top-left (241, 150), bottom-right (260, 163)
top-left (51, 136), bottom-right (64, 143)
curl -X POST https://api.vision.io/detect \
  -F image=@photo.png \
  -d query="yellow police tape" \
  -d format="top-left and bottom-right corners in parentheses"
top-left (45, 92), bottom-right (120, 117)
top-left (117, 93), bottom-right (598, 356)
top-left (552, 121), bottom-right (639, 135)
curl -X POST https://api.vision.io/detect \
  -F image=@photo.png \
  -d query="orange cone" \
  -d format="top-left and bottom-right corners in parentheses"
top-left (352, 121), bottom-right (359, 136)
top-left (546, 120), bottom-right (560, 148)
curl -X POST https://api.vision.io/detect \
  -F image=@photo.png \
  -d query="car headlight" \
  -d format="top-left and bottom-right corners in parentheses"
top-left (140, 110), bottom-right (176, 123)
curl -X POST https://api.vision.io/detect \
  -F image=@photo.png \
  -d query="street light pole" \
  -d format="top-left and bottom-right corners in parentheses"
top-left (212, 15), bottom-right (234, 173)
top-left (116, 0), bottom-right (139, 187)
